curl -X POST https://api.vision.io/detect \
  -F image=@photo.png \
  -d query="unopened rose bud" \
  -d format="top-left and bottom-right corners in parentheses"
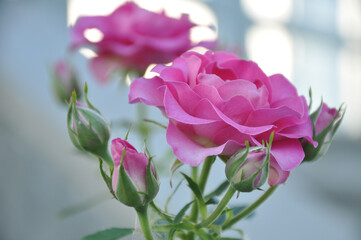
top-left (111, 138), bottom-right (159, 207)
top-left (303, 103), bottom-right (345, 162)
top-left (67, 91), bottom-right (112, 166)
top-left (52, 60), bottom-right (81, 103)
top-left (225, 142), bottom-right (270, 193)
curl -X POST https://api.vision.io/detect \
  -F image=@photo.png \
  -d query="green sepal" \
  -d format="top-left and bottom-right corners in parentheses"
top-left (310, 98), bottom-right (324, 136)
top-left (181, 173), bottom-right (207, 220)
top-left (303, 104), bottom-right (346, 162)
top-left (225, 142), bottom-right (262, 180)
top-left (115, 149), bottom-right (143, 207)
top-left (226, 134), bottom-right (273, 193)
top-left (81, 227), bottom-right (134, 240)
top-left (67, 92), bottom-right (84, 150)
top-left (98, 158), bottom-right (116, 199)
top-left (84, 82), bottom-right (101, 114)
top-left (144, 157), bottom-right (159, 203)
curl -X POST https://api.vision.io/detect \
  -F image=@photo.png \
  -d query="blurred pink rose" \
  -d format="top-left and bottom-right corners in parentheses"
top-left (71, 2), bottom-right (216, 83)
top-left (129, 51), bottom-right (318, 185)
top-left (52, 60), bottom-right (81, 103)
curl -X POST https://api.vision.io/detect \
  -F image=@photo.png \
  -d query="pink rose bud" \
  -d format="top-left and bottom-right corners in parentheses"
top-left (70, 2), bottom-right (217, 83)
top-left (303, 102), bottom-right (345, 162)
top-left (111, 138), bottom-right (159, 207)
top-left (67, 91), bottom-right (112, 166)
top-left (225, 143), bottom-right (270, 192)
top-left (52, 59), bottom-right (81, 103)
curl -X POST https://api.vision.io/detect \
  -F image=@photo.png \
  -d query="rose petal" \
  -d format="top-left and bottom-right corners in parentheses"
top-left (271, 139), bottom-right (305, 171)
top-left (129, 76), bottom-right (165, 106)
top-left (167, 121), bottom-right (233, 166)
top-left (269, 74), bottom-right (298, 103)
top-left (268, 158), bottom-right (290, 185)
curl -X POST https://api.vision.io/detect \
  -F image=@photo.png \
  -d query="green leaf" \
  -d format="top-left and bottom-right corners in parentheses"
top-left (181, 173), bottom-right (207, 219)
top-left (168, 201), bottom-right (194, 240)
top-left (81, 228), bottom-right (133, 240)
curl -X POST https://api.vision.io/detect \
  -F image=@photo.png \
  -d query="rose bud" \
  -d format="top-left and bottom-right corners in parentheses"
top-left (303, 102), bottom-right (345, 162)
top-left (67, 91), bottom-right (113, 167)
top-left (111, 138), bottom-right (159, 208)
top-left (225, 142), bottom-right (270, 192)
top-left (52, 59), bottom-right (81, 103)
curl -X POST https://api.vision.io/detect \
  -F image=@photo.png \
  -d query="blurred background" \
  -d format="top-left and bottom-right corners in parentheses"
top-left (1, 0), bottom-right (361, 239)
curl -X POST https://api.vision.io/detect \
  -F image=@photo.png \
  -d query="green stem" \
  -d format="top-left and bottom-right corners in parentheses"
top-left (189, 167), bottom-right (199, 223)
top-left (197, 186), bottom-right (236, 228)
top-left (98, 150), bottom-right (114, 168)
top-left (198, 156), bottom-right (215, 193)
top-left (135, 205), bottom-right (154, 240)
top-left (222, 185), bottom-right (279, 230)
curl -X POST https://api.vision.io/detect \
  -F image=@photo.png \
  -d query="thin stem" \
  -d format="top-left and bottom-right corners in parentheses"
top-left (197, 186), bottom-right (236, 228)
top-left (135, 205), bottom-right (154, 240)
top-left (198, 156), bottom-right (215, 193)
top-left (222, 185), bottom-right (279, 230)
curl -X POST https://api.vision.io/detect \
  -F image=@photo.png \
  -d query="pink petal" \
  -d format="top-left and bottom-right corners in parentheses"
top-left (129, 76), bottom-right (165, 106)
top-left (220, 96), bottom-right (254, 125)
top-left (268, 157), bottom-right (290, 186)
top-left (164, 87), bottom-right (217, 124)
top-left (192, 84), bottom-right (224, 107)
top-left (278, 117), bottom-right (318, 147)
top-left (90, 56), bottom-right (123, 84)
top-left (271, 139), bottom-right (305, 171)
top-left (245, 106), bottom-right (301, 127)
top-left (269, 74), bottom-right (298, 103)
top-left (166, 121), bottom-right (231, 166)
top-left (197, 73), bottom-right (225, 88)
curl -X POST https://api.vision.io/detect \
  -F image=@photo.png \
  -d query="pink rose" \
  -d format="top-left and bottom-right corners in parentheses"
top-left (71, 2), bottom-right (216, 83)
top-left (129, 51), bottom-right (318, 185)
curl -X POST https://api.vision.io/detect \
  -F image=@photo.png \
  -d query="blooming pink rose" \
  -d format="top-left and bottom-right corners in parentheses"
top-left (129, 51), bottom-right (318, 185)
top-left (71, 2), bottom-right (216, 83)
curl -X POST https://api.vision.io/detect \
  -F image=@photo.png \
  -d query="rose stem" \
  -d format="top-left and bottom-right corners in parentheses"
top-left (222, 185), bottom-right (279, 230)
top-left (197, 185), bottom-right (236, 228)
top-left (135, 205), bottom-right (154, 240)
